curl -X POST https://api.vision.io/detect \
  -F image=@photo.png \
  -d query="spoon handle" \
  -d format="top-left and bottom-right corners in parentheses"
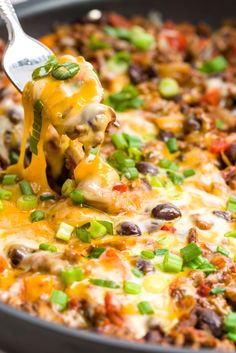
top-left (0, 0), bottom-right (24, 41)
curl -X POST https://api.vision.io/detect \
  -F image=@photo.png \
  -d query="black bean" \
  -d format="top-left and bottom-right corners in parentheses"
top-left (151, 203), bottom-right (181, 220)
top-left (158, 130), bottom-right (174, 142)
top-left (128, 64), bottom-right (157, 85)
top-left (8, 109), bottom-right (21, 124)
top-left (136, 162), bottom-right (158, 175)
top-left (136, 258), bottom-right (155, 275)
top-left (212, 210), bottom-right (233, 222)
top-left (8, 247), bottom-right (27, 267)
top-left (195, 307), bottom-right (223, 338)
top-left (116, 221), bottom-right (141, 236)
top-left (184, 114), bottom-right (202, 133)
top-left (225, 143), bottom-right (236, 165)
top-left (145, 325), bottom-right (164, 343)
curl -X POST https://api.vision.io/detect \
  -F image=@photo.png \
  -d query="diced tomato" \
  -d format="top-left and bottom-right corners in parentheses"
top-left (198, 38), bottom-right (208, 51)
top-left (160, 224), bottom-right (176, 233)
top-left (202, 89), bottom-right (220, 106)
top-left (0, 256), bottom-right (8, 273)
top-left (112, 183), bottom-right (127, 192)
top-left (100, 96), bottom-right (104, 104)
top-left (100, 248), bottom-right (126, 279)
top-left (69, 296), bottom-right (81, 310)
top-left (197, 282), bottom-right (211, 297)
top-left (210, 140), bottom-right (229, 154)
top-left (160, 30), bottom-right (187, 52)
top-left (104, 292), bottom-right (123, 326)
top-left (108, 12), bottom-right (131, 28)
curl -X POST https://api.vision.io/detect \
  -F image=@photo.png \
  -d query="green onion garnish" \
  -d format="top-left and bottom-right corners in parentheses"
top-left (155, 249), bottom-right (168, 256)
top-left (159, 78), bottom-right (179, 98)
top-left (39, 243), bottom-right (57, 252)
top-left (123, 167), bottom-right (139, 180)
top-left (183, 169), bottom-right (196, 178)
top-left (97, 220), bottom-right (113, 234)
top-left (61, 179), bottom-right (75, 196)
top-left (200, 55), bottom-right (228, 74)
top-left (9, 150), bottom-right (19, 164)
top-left (40, 192), bottom-right (55, 201)
top-left (131, 268), bottom-right (144, 278)
top-left (216, 119), bottom-right (224, 130)
top-left (167, 171), bottom-right (184, 185)
top-left (0, 200), bottom-right (4, 211)
top-left (216, 246), bottom-right (230, 257)
top-left (107, 51), bottom-right (130, 75)
top-left (70, 190), bottom-right (84, 205)
top-left (123, 133), bottom-right (142, 149)
top-left (29, 100), bottom-right (44, 156)
top-left (224, 312), bottom-right (236, 333)
top-left (129, 26), bottom-right (155, 50)
top-left (105, 84), bottom-right (143, 112)
top-left (224, 230), bottom-right (236, 238)
top-left (137, 301), bottom-right (154, 315)
top-left (166, 138), bottom-right (178, 153)
top-left (19, 180), bottom-right (33, 195)
top-left (2, 174), bottom-right (18, 185)
top-left (87, 220), bottom-right (107, 239)
top-left (32, 55), bottom-right (58, 80)
top-left (17, 195), bottom-right (38, 211)
top-left (50, 290), bottom-right (68, 311)
top-left (51, 62), bottom-right (80, 80)
top-left (76, 224), bottom-right (91, 243)
top-left (89, 34), bottom-right (111, 50)
top-left (111, 133), bottom-right (128, 150)
top-left (76, 220), bottom-right (112, 243)
top-left (0, 188), bottom-right (13, 200)
top-left (88, 247), bottom-right (106, 259)
top-left (180, 243), bottom-right (202, 262)
top-left (158, 158), bottom-right (178, 171)
top-left (227, 332), bottom-right (236, 342)
top-left (61, 266), bottom-right (84, 286)
top-left (227, 196), bottom-right (236, 213)
top-left (210, 287), bottom-right (225, 295)
top-left (123, 281), bottom-right (141, 294)
top-left (90, 278), bottom-right (120, 288)
top-left (56, 222), bottom-right (74, 241)
top-left (31, 210), bottom-right (45, 222)
top-left (163, 252), bottom-right (183, 273)
top-left (141, 250), bottom-right (155, 260)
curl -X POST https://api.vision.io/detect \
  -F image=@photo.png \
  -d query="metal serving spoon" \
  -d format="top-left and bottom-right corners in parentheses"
top-left (0, 0), bottom-right (52, 92)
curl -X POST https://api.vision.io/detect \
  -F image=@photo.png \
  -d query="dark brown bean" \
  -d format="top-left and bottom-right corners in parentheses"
top-left (116, 222), bottom-right (141, 236)
top-left (225, 143), bottom-right (236, 165)
top-left (187, 227), bottom-right (197, 243)
top-left (8, 247), bottom-right (27, 267)
top-left (136, 162), bottom-right (158, 175)
top-left (151, 203), bottom-right (181, 220)
top-left (184, 114), bottom-right (202, 133)
top-left (195, 307), bottom-right (223, 338)
top-left (212, 210), bottom-right (233, 222)
top-left (136, 258), bottom-right (155, 275)
top-left (158, 130), bottom-right (174, 142)
top-left (128, 64), bottom-right (157, 85)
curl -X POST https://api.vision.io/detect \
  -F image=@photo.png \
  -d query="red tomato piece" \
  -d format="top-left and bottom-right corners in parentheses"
top-left (108, 12), bottom-right (131, 28)
top-left (202, 89), bottom-right (220, 106)
top-left (112, 183), bottom-right (127, 192)
top-left (160, 224), bottom-right (176, 233)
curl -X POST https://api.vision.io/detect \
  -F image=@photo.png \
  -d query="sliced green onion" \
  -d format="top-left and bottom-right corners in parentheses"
top-left (89, 278), bottom-right (120, 289)
top-left (146, 175), bottom-right (165, 188)
top-left (0, 188), bottom-right (13, 200)
top-left (200, 55), bottom-right (228, 74)
top-left (166, 138), bottom-right (178, 153)
top-left (183, 169), bottom-right (196, 178)
top-left (2, 174), bottom-right (18, 185)
top-left (32, 55), bottom-right (58, 80)
top-left (124, 281), bottom-right (141, 294)
top-left (128, 147), bottom-right (142, 162)
top-left (29, 100), bottom-right (44, 156)
top-left (216, 119), bottom-right (224, 130)
top-left (107, 51), bottom-right (130, 75)
top-left (227, 196), bottom-right (236, 213)
top-left (224, 312), bottom-right (236, 333)
top-left (210, 287), bottom-right (225, 295)
top-left (61, 266), bottom-right (84, 286)
top-left (141, 250), bottom-right (155, 260)
top-left (159, 78), bottom-right (179, 98)
top-left (0, 200), bottom-right (4, 211)
top-left (167, 171), bottom-right (184, 185)
top-left (105, 84), bottom-right (143, 112)
top-left (61, 179), bottom-right (75, 196)
top-left (88, 247), bottom-right (106, 259)
top-left (216, 246), bottom-right (230, 257)
top-left (56, 222), bottom-right (74, 241)
top-left (104, 26), bottom-right (130, 40)
top-left (129, 26), bottom-right (155, 50)
top-left (155, 249), bottom-right (168, 256)
top-left (184, 255), bottom-right (206, 269)
top-left (163, 252), bottom-right (183, 273)
top-left (111, 133), bottom-right (128, 149)
top-left (97, 220), bottom-right (113, 234)
top-left (39, 243), bottom-right (57, 252)
top-left (51, 62), bottom-right (80, 80)
top-left (224, 230), bottom-right (236, 238)
top-left (131, 268), bottom-right (144, 278)
top-left (50, 290), bottom-right (68, 311)
top-left (137, 301), bottom-right (154, 315)
top-left (70, 190), bottom-right (84, 205)
top-left (123, 133), bottom-right (142, 149)
top-left (87, 220), bottom-right (107, 239)
top-left (158, 158), bottom-right (178, 171)
top-left (89, 34), bottom-right (111, 50)
top-left (31, 210), bottom-right (45, 222)
top-left (19, 180), bottom-right (33, 195)
top-left (9, 150), bottom-right (19, 164)
top-left (198, 261), bottom-right (216, 274)
top-left (180, 243), bottom-right (202, 262)
top-left (76, 224), bottom-right (91, 243)
top-left (17, 195), bottom-right (38, 211)
top-left (227, 332), bottom-right (236, 342)
top-left (40, 192), bottom-right (55, 201)
top-left (123, 167), bottom-right (139, 180)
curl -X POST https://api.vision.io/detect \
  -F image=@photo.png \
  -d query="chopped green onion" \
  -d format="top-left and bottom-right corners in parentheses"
top-left (40, 192), bottom-right (55, 201)
top-left (158, 158), bottom-right (178, 171)
top-left (76, 225), bottom-right (91, 243)
top-left (29, 100), bottom-right (44, 155)
top-left (159, 78), bottom-right (179, 98)
top-left (210, 287), bottom-right (225, 295)
top-left (0, 200), bottom-right (4, 211)
top-left (225, 230), bottom-right (236, 238)
top-left (199, 261), bottom-right (216, 274)
top-left (0, 188), bottom-right (13, 200)
top-left (105, 84), bottom-right (143, 112)
top-left (123, 133), bottom-right (142, 149)
top-left (227, 332), bottom-right (236, 342)
top-left (89, 34), bottom-right (111, 50)
top-left (104, 26), bottom-right (130, 40)
top-left (180, 243), bottom-right (203, 262)
top-left (163, 252), bottom-right (183, 273)
top-left (88, 247), bottom-right (106, 259)
top-left (183, 169), bottom-right (196, 178)
top-left (184, 255), bottom-right (206, 269)
top-left (97, 221), bottom-right (113, 234)
top-left (128, 147), bottom-right (142, 162)
top-left (2, 174), bottom-right (18, 185)
top-left (107, 51), bottom-right (130, 75)
top-left (166, 138), bottom-right (178, 153)
top-left (216, 119), bottom-right (224, 130)
top-left (17, 195), bottom-right (38, 211)
top-left (50, 290), bottom-right (68, 311)
top-left (131, 268), bottom-right (144, 278)
top-left (61, 266), bottom-right (84, 286)
top-left (61, 179), bottom-right (75, 196)
top-left (31, 210), bottom-right (45, 222)
top-left (51, 62), bottom-right (80, 80)
top-left (224, 312), bottom-right (236, 333)
top-left (141, 250), bottom-right (155, 260)
top-left (216, 246), bottom-right (230, 257)
top-left (123, 167), bottom-right (139, 180)
top-left (155, 249), bottom-right (168, 256)
top-left (32, 55), bottom-right (58, 80)
top-left (146, 175), bottom-right (165, 188)
top-left (227, 196), bottom-right (236, 213)
top-left (90, 278), bottom-right (120, 288)
top-left (167, 171), bottom-right (184, 185)
top-left (129, 26), bottom-right (155, 50)
top-left (70, 190), bottom-right (84, 204)
top-left (56, 222), bottom-right (74, 241)
top-left (200, 55), bottom-right (228, 74)
top-left (39, 243), bottom-right (57, 252)
top-left (9, 150), bottom-right (19, 164)
top-left (124, 281), bottom-right (141, 294)
top-left (19, 180), bottom-right (33, 195)
top-left (88, 220), bottom-right (107, 239)
top-left (111, 133), bottom-right (128, 149)
top-left (137, 301), bottom-right (154, 315)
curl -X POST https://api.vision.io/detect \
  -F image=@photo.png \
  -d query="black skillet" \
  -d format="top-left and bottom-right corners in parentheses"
top-left (0, 0), bottom-right (235, 352)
